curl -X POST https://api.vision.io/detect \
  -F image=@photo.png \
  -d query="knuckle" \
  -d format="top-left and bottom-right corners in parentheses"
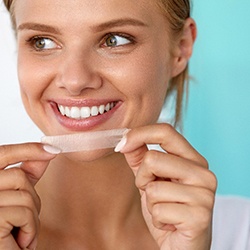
top-left (202, 169), bottom-right (218, 192)
top-left (208, 171), bottom-right (218, 192)
top-left (20, 206), bottom-right (35, 222)
top-left (9, 168), bottom-right (27, 189)
top-left (136, 151), bottom-right (160, 189)
top-left (160, 123), bottom-right (177, 138)
top-left (21, 205), bottom-right (34, 217)
top-left (0, 145), bottom-right (9, 156)
top-left (151, 203), bottom-right (162, 221)
top-left (143, 151), bottom-right (154, 166)
top-left (145, 182), bottom-right (158, 201)
top-left (199, 156), bottom-right (209, 169)
top-left (193, 206), bottom-right (212, 230)
top-left (0, 145), bottom-right (13, 166)
top-left (160, 123), bottom-right (174, 133)
top-left (198, 188), bottom-right (216, 209)
top-left (143, 150), bottom-right (158, 170)
top-left (19, 190), bottom-right (36, 210)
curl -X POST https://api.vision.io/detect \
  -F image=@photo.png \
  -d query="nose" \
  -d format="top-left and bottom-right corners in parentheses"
top-left (56, 52), bottom-right (103, 96)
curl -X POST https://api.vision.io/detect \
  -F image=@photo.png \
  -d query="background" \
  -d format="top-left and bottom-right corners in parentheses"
top-left (0, 1), bottom-right (250, 197)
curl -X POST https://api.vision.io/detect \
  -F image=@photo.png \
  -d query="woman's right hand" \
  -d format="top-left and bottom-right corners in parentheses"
top-left (0, 143), bottom-right (58, 250)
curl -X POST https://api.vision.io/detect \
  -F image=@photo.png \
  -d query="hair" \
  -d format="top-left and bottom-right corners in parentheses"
top-left (156, 0), bottom-right (191, 127)
top-left (3, 0), bottom-right (191, 127)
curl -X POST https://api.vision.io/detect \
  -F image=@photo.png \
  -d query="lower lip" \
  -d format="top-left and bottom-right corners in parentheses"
top-left (50, 102), bottom-right (122, 131)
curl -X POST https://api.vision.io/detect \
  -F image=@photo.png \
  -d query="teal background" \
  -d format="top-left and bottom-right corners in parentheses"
top-left (183, 1), bottom-right (250, 197)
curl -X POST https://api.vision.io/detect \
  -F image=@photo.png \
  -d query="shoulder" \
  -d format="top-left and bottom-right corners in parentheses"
top-left (212, 195), bottom-right (250, 250)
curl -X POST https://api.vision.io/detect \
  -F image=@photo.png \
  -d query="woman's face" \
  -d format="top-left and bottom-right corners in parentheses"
top-left (15, 0), bottom-right (177, 136)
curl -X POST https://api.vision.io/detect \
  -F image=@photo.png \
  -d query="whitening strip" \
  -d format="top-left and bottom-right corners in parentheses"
top-left (41, 128), bottom-right (128, 153)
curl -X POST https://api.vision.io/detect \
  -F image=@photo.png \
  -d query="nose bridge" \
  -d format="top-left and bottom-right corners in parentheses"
top-left (57, 49), bottom-right (102, 95)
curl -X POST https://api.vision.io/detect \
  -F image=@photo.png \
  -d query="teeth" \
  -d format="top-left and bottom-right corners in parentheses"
top-left (70, 107), bottom-right (81, 119)
top-left (99, 105), bottom-right (105, 114)
top-left (91, 106), bottom-right (99, 116)
top-left (105, 103), bottom-right (110, 112)
top-left (58, 102), bottom-right (116, 119)
top-left (80, 107), bottom-right (91, 118)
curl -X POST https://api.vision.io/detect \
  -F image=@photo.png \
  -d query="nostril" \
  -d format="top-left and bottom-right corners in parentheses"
top-left (56, 57), bottom-right (103, 95)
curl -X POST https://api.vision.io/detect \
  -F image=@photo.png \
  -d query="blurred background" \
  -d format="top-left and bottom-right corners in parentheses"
top-left (184, 1), bottom-right (250, 197)
top-left (0, 1), bottom-right (250, 197)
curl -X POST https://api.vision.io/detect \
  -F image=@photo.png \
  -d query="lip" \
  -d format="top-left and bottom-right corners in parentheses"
top-left (50, 99), bottom-right (122, 131)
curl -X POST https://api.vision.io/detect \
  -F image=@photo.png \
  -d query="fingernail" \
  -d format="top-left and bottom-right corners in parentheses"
top-left (28, 237), bottom-right (38, 250)
top-left (114, 136), bottom-right (127, 152)
top-left (43, 144), bottom-right (61, 154)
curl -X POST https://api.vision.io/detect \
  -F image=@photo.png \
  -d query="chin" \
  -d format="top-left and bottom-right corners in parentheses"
top-left (61, 148), bottom-right (117, 163)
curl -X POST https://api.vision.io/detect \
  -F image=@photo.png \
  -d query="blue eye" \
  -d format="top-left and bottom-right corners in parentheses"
top-left (105, 34), bottom-right (132, 47)
top-left (29, 37), bottom-right (58, 50)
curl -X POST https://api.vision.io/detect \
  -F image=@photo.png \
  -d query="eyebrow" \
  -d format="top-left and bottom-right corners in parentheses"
top-left (17, 18), bottom-right (148, 34)
top-left (91, 18), bottom-right (148, 32)
top-left (17, 23), bottom-right (61, 34)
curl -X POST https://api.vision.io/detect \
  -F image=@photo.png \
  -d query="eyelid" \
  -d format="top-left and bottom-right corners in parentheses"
top-left (25, 36), bottom-right (61, 51)
top-left (101, 32), bottom-right (136, 47)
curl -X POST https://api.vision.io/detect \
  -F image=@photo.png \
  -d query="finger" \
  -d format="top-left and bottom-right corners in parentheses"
top-left (124, 144), bottom-right (149, 176)
top-left (145, 181), bottom-right (215, 215)
top-left (120, 124), bottom-right (208, 167)
top-left (0, 206), bottom-right (38, 249)
top-left (135, 150), bottom-right (217, 191)
top-left (20, 160), bottom-right (51, 186)
top-left (0, 189), bottom-right (40, 215)
top-left (0, 143), bottom-right (58, 185)
top-left (151, 203), bottom-right (211, 232)
top-left (0, 143), bottom-right (57, 170)
top-left (0, 168), bottom-right (41, 209)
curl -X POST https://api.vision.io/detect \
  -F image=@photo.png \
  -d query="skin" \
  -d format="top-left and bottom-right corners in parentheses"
top-left (0, 0), bottom-right (217, 249)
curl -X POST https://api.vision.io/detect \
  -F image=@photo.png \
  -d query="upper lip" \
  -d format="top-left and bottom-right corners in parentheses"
top-left (50, 98), bottom-right (120, 107)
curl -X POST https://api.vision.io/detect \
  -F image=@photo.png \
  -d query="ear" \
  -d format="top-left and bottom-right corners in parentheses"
top-left (171, 18), bottom-right (197, 77)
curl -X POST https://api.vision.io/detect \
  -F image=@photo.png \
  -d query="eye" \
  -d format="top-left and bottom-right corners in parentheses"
top-left (104, 34), bottom-right (132, 47)
top-left (28, 37), bottom-right (58, 50)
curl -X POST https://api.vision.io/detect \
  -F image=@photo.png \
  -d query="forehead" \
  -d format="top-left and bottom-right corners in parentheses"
top-left (14, 0), bottom-right (167, 30)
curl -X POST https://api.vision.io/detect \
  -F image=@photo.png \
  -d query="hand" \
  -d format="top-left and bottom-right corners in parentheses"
top-left (0, 143), bottom-right (57, 250)
top-left (117, 124), bottom-right (217, 250)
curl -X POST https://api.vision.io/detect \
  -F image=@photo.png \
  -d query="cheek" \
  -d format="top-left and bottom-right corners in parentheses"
top-left (17, 54), bottom-right (50, 104)
top-left (104, 50), bottom-right (171, 124)
top-left (17, 52), bottom-right (54, 129)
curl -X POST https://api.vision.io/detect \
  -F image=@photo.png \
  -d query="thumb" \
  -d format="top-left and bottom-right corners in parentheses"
top-left (115, 133), bottom-right (148, 177)
top-left (20, 159), bottom-right (52, 186)
top-left (123, 145), bottom-right (148, 177)
top-left (20, 144), bottom-right (60, 186)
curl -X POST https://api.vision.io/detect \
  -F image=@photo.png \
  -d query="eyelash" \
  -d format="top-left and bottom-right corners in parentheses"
top-left (25, 32), bottom-right (136, 52)
top-left (25, 36), bottom-right (57, 51)
top-left (101, 33), bottom-right (136, 47)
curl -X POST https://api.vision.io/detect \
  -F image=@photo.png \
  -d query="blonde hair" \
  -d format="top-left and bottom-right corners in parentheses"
top-left (157, 0), bottom-right (191, 127)
top-left (3, 0), bottom-right (191, 127)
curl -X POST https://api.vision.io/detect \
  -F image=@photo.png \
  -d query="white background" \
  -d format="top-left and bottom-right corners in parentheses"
top-left (0, 3), bottom-right (42, 144)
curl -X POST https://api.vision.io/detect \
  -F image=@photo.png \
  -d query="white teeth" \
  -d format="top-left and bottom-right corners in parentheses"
top-left (70, 107), bottom-right (81, 119)
top-left (91, 106), bottom-right (99, 116)
top-left (99, 105), bottom-right (105, 114)
top-left (80, 107), bottom-right (90, 118)
top-left (105, 103), bottom-right (110, 112)
top-left (58, 102), bottom-right (116, 119)
top-left (65, 107), bottom-right (70, 117)
top-left (58, 105), bottom-right (65, 115)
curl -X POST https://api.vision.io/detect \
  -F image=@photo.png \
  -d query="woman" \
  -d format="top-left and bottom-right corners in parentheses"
top-left (1, 0), bottom-right (217, 249)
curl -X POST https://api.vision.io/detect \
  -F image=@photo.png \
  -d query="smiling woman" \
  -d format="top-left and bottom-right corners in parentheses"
top-left (0, 0), bottom-right (216, 250)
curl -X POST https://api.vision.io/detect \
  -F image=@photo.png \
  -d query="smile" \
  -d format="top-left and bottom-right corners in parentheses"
top-left (57, 102), bottom-right (117, 119)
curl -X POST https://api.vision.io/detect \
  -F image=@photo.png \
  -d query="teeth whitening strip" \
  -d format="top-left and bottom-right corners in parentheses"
top-left (41, 128), bottom-right (128, 153)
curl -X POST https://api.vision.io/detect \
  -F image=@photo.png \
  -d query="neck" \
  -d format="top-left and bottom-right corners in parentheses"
top-left (36, 152), bottom-right (141, 233)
